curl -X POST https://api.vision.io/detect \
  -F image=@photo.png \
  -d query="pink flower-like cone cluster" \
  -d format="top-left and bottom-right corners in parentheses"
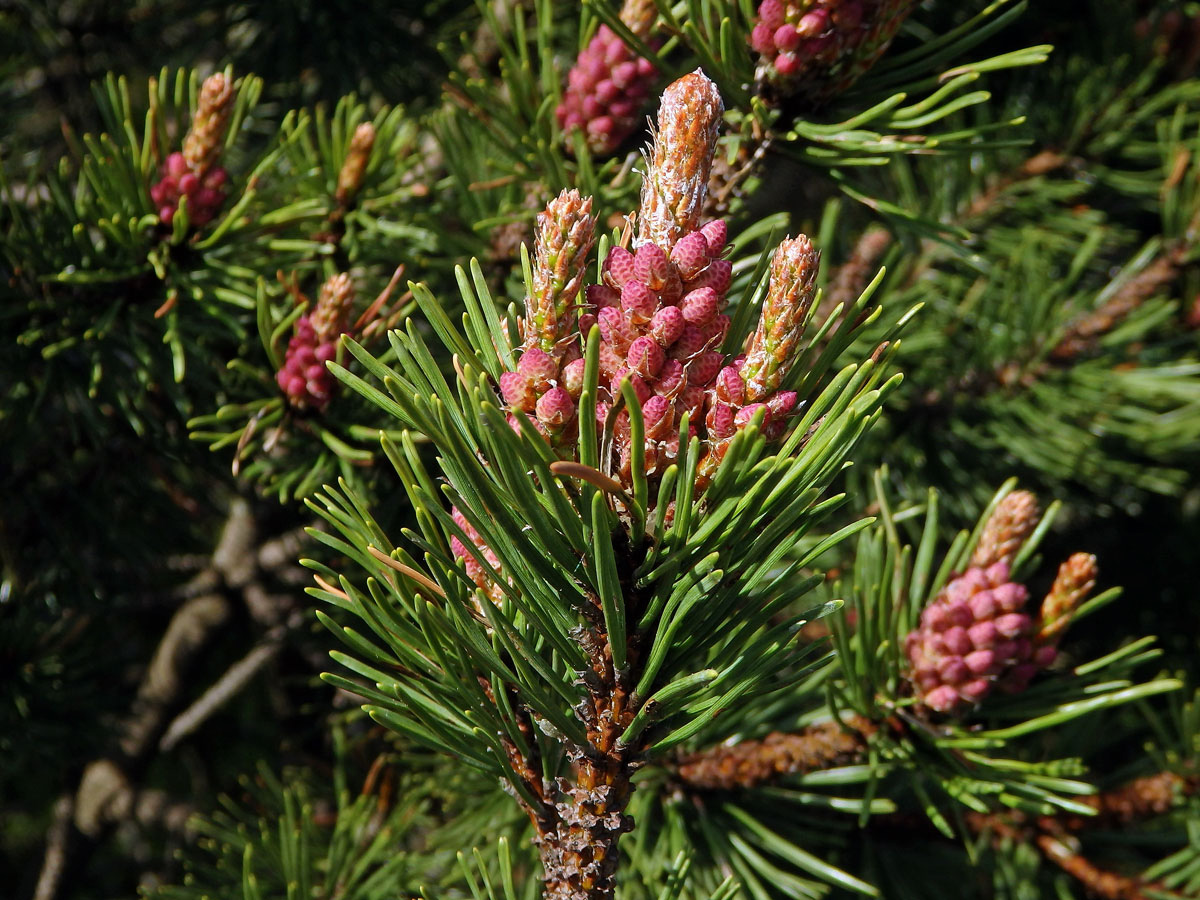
top-left (591, 70), bottom-right (809, 488)
top-left (557, 24), bottom-right (658, 155)
top-left (460, 72), bottom-right (833, 602)
top-left (276, 274), bottom-right (355, 412)
top-left (906, 562), bottom-right (1056, 715)
top-left (750, 0), bottom-right (915, 99)
top-left (152, 72), bottom-right (235, 227)
top-left (150, 151), bottom-right (229, 227)
top-left (695, 234), bottom-right (818, 485)
top-left (498, 190), bottom-right (597, 446)
top-left (559, 73), bottom-right (816, 489)
top-left (590, 220), bottom-right (735, 480)
top-left (501, 346), bottom-right (584, 442)
top-left (277, 317), bottom-right (339, 410)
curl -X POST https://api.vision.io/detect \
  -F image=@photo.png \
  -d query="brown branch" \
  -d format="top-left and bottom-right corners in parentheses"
top-left (73, 762), bottom-right (195, 839)
top-left (256, 526), bottom-right (309, 577)
top-left (967, 806), bottom-right (1164, 900)
top-left (535, 607), bottom-right (639, 900)
top-left (673, 705), bottom-right (1196, 900)
top-left (114, 499), bottom-right (261, 760)
top-left (819, 227), bottom-right (892, 325)
top-left (74, 759), bottom-right (135, 838)
top-left (33, 795), bottom-right (74, 900)
top-left (1034, 832), bottom-right (1155, 900)
top-left (117, 592), bottom-right (233, 760)
top-left (1050, 251), bottom-right (1184, 361)
top-left (158, 628), bottom-right (289, 752)
top-left (673, 717), bottom-right (876, 791)
top-left (480, 677), bottom-right (557, 838)
top-left (1055, 770), bottom-right (1200, 831)
top-left (962, 769), bottom-right (1200, 900)
top-left (487, 548), bottom-right (651, 900)
top-left (898, 773), bottom-right (1200, 900)
top-left (918, 240), bottom-right (1190, 411)
top-left (35, 499), bottom-right (320, 899)
top-left (473, 602), bottom-right (642, 900)
top-left (962, 150), bottom-right (1068, 221)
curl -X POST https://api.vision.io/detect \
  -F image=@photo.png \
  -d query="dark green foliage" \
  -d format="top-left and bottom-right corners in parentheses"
top-left (155, 721), bottom-right (514, 900)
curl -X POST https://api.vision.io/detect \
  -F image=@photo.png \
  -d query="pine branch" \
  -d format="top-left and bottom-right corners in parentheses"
top-left (32, 795), bottom-right (74, 900)
top-left (16, 5), bottom-right (1197, 897)
top-left (969, 776), bottom-right (1200, 900)
top-left (65, 502), bottom-right (251, 845)
top-left (962, 811), bottom-right (1162, 900)
top-left (32, 498), bottom-right (315, 898)
top-left (157, 625), bottom-right (289, 752)
top-left (1049, 248), bottom-right (1188, 362)
top-left (533, 611), bottom-right (640, 900)
top-left (673, 716), bottom-right (875, 790)
top-left (915, 237), bottom-right (1191, 410)
top-left (1053, 770), bottom-right (1200, 831)
top-left (312, 66), bottom-right (904, 900)
top-left (1031, 833), bottom-right (1154, 900)
top-left (114, 592), bottom-right (233, 763)
top-left (672, 745), bottom-right (1196, 900)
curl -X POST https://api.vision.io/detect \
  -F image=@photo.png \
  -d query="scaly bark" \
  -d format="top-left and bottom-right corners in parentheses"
top-left (674, 717), bottom-right (874, 790)
top-left (535, 619), bottom-right (638, 900)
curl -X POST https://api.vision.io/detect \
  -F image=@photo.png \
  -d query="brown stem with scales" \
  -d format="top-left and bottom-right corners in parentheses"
top-left (674, 716), bottom-right (876, 790)
top-left (501, 606), bottom-right (640, 900)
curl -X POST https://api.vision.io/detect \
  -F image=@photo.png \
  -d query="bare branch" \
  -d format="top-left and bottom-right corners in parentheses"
top-left (33, 795), bottom-right (73, 900)
top-left (158, 634), bottom-right (286, 752)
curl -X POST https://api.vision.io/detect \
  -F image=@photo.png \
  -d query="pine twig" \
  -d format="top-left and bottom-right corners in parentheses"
top-left (672, 706), bottom-right (1195, 899)
top-left (481, 677), bottom-right (558, 838)
top-left (1050, 251), bottom-right (1184, 362)
top-left (117, 592), bottom-right (233, 760)
top-left (819, 226), bottom-right (892, 325)
top-left (1034, 832), bottom-right (1154, 900)
top-left (965, 769), bottom-right (1200, 900)
top-left (969, 812), bottom-right (1159, 900)
top-left (158, 625), bottom-right (290, 752)
top-left (1054, 770), bottom-right (1200, 831)
top-left (917, 239), bottom-right (1191, 411)
top-left (673, 716), bottom-right (875, 790)
top-left (33, 794), bottom-right (74, 900)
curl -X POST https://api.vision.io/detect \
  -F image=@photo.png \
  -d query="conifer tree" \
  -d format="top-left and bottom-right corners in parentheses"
top-left (2, 3), bottom-right (1198, 900)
